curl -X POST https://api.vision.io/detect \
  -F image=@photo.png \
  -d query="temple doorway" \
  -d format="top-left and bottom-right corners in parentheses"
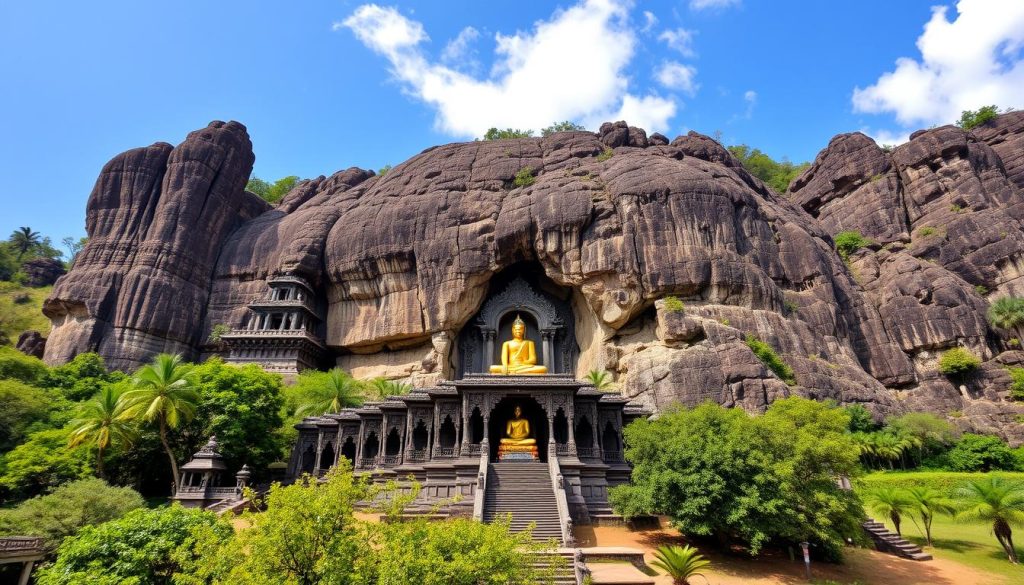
top-left (488, 396), bottom-right (549, 462)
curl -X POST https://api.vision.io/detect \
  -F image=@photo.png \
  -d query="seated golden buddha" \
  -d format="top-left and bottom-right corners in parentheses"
top-left (489, 315), bottom-right (548, 375)
top-left (498, 405), bottom-right (538, 460)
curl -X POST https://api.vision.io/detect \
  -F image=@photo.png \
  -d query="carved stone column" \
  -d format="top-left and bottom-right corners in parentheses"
top-left (313, 430), bottom-right (324, 474)
top-left (541, 329), bottom-right (555, 370)
top-left (483, 330), bottom-right (496, 371)
top-left (355, 419), bottom-right (366, 469)
top-left (566, 396), bottom-right (577, 454)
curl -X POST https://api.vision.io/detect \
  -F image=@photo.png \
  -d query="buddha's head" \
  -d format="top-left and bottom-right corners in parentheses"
top-left (512, 314), bottom-right (526, 339)
top-left (514, 405), bottom-right (523, 418)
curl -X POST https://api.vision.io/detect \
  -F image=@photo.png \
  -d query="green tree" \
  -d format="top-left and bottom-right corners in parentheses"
top-left (246, 176), bottom-right (271, 199)
top-left (938, 347), bottom-right (981, 377)
top-left (293, 368), bottom-right (364, 417)
top-left (726, 145), bottom-right (809, 193)
top-left (36, 505), bottom-right (222, 584)
top-left (864, 487), bottom-right (913, 536)
top-left (42, 352), bottom-right (125, 402)
top-left (61, 236), bottom-right (88, 267)
top-left (540, 121), bottom-right (586, 136)
top-left (956, 105), bottom-right (1000, 131)
top-left (0, 477), bottom-right (144, 553)
top-left (954, 476), bottom-right (1024, 564)
top-left (367, 377), bottom-right (412, 400)
top-left (247, 175), bottom-right (300, 204)
top-left (0, 379), bottom-right (55, 453)
top-left (0, 345), bottom-right (49, 384)
top-left (68, 382), bottom-right (137, 478)
top-left (650, 545), bottom-right (710, 585)
top-left (610, 398), bottom-right (863, 559)
top-left (483, 128), bottom-right (534, 140)
top-left (946, 433), bottom-right (1019, 472)
top-left (904, 486), bottom-right (955, 547)
top-left (9, 227), bottom-right (41, 261)
top-left (120, 354), bottom-right (200, 490)
top-left (0, 428), bottom-right (92, 500)
top-left (844, 404), bottom-right (876, 433)
top-left (988, 297), bottom-right (1024, 331)
top-left (886, 412), bottom-right (959, 465)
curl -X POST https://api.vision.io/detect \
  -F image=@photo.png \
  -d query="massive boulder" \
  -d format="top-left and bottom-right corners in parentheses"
top-left (44, 116), bottom-right (1024, 443)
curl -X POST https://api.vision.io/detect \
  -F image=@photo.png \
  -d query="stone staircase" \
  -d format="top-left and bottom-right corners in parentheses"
top-left (483, 461), bottom-right (564, 543)
top-left (862, 518), bottom-right (932, 561)
top-left (529, 549), bottom-right (577, 585)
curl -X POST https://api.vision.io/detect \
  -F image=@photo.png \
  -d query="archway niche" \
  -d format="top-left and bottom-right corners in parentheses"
top-left (455, 265), bottom-right (579, 377)
top-left (576, 416), bottom-right (594, 457)
top-left (469, 407), bottom-right (484, 444)
top-left (363, 432), bottom-right (379, 464)
top-left (487, 396), bottom-right (549, 462)
top-left (341, 437), bottom-right (356, 466)
top-left (411, 421), bottom-right (429, 451)
top-left (602, 421), bottom-right (620, 458)
top-left (320, 442), bottom-right (335, 472)
top-left (438, 416), bottom-right (457, 449)
top-left (301, 444), bottom-right (315, 475)
top-left (553, 408), bottom-right (569, 444)
top-left (385, 428), bottom-right (402, 457)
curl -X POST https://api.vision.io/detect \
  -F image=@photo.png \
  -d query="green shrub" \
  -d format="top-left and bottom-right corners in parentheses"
top-left (0, 346), bottom-right (48, 384)
top-left (0, 379), bottom-right (61, 453)
top-left (1008, 367), bottom-right (1024, 400)
top-left (206, 323), bottom-right (231, 344)
top-left (974, 284), bottom-right (989, 296)
top-left (945, 433), bottom-right (1020, 472)
top-left (513, 166), bottom-right (536, 187)
top-left (950, 203), bottom-right (964, 213)
top-left (596, 148), bottom-right (614, 162)
top-left (987, 296), bottom-right (1024, 330)
top-left (662, 296), bottom-right (685, 312)
top-left (377, 164), bottom-right (392, 176)
top-left (541, 121), bottom-right (586, 136)
top-left (0, 478), bottom-right (144, 552)
top-left (0, 428), bottom-right (92, 500)
top-left (918, 226), bottom-right (937, 237)
top-left (483, 128), bottom-right (533, 140)
top-left (42, 352), bottom-right (125, 402)
top-left (956, 105), bottom-right (999, 131)
top-left (937, 347), bottom-right (981, 376)
top-left (834, 230), bottom-right (871, 261)
top-left (745, 334), bottom-right (796, 385)
top-left (726, 145), bottom-right (809, 193)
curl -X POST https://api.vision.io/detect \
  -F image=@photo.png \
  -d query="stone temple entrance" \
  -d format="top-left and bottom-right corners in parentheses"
top-left (488, 396), bottom-right (548, 462)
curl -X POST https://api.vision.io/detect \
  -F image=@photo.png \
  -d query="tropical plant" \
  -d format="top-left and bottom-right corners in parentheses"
top-left (367, 377), bottom-right (412, 400)
top-left (650, 544), bottom-right (710, 585)
top-left (904, 486), bottom-right (955, 547)
top-left (988, 297), bottom-right (1024, 331)
top-left (9, 227), bottom-right (41, 260)
top-left (954, 476), bottom-right (1024, 563)
top-left (945, 433), bottom-right (1020, 472)
top-left (584, 369), bottom-right (614, 391)
top-left (294, 368), bottom-right (365, 416)
top-left (119, 354), bottom-right (199, 490)
top-left (67, 382), bottom-right (136, 478)
top-left (864, 487), bottom-right (913, 536)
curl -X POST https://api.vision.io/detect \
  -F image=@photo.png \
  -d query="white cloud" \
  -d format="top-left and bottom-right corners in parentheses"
top-left (657, 28), bottom-right (696, 56)
top-left (641, 11), bottom-right (658, 34)
top-left (852, 0), bottom-right (1024, 127)
top-left (340, 1), bottom-right (678, 136)
top-left (862, 128), bottom-right (912, 147)
top-left (655, 62), bottom-right (698, 96)
top-left (690, 0), bottom-right (740, 10)
top-left (441, 26), bottom-right (480, 72)
top-left (741, 89), bottom-right (757, 117)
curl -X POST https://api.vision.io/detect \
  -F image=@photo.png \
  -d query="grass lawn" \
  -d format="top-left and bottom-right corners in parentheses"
top-left (857, 471), bottom-right (1024, 582)
top-left (0, 281), bottom-right (52, 339)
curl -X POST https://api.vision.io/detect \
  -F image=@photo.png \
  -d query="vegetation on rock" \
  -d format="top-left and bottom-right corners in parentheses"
top-left (956, 105), bottom-right (1001, 131)
top-left (937, 347), bottom-right (981, 377)
top-left (987, 296), bottom-right (1024, 330)
top-left (246, 175), bottom-right (300, 204)
top-left (744, 334), bottom-right (795, 385)
top-left (834, 230), bottom-right (871, 261)
top-left (513, 166), bottom-right (536, 187)
top-left (726, 144), bottom-right (808, 193)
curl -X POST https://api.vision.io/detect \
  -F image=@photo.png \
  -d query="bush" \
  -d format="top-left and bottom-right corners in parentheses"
top-left (484, 128), bottom-right (533, 140)
top-left (541, 121), bottom-right (586, 136)
top-left (937, 347), bottom-right (981, 376)
top-left (745, 334), bottom-right (796, 385)
top-left (956, 105), bottom-right (999, 130)
top-left (513, 166), bottom-right (535, 188)
top-left (0, 346), bottom-right (48, 384)
top-left (726, 145), bottom-right (809, 193)
top-left (0, 428), bottom-right (92, 501)
top-left (42, 352), bottom-right (125, 402)
top-left (945, 433), bottom-right (1020, 472)
top-left (844, 404), bottom-right (877, 433)
top-left (35, 505), bottom-right (221, 585)
top-left (662, 296), bottom-right (685, 312)
top-left (596, 148), bottom-right (614, 162)
top-left (0, 379), bottom-right (59, 453)
top-left (1009, 367), bottom-right (1024, 400)
top-left (0, 478), bottom-right (144, 552)
top-left (834, 230), bottom-right (871, 261)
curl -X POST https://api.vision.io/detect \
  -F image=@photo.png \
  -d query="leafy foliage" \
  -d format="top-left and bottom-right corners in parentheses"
top-left (42, 352), bottom-right (125, 402)
top-left (584, 369), bottom-right (614, 391)
top-left (36, 505), bottom-right (222, 585)
top-left (540, 121), bottom-right (586, 136)
top-left (246, 175), bottom-right (300, 204)
top-left (650, 545), bottom-right (710, 585)
top-left (953, 475), bottom-right (1024, 563)
top-left (610, 398), bottom-right (864, 559)
top-left (0, 477), bottom-right (144, 553)
top-left (844, 404), bottom-right (877, 433)
top-left (726, 145), bottom-right (808, 193)
top-left (937, 347), bottom-right (981, 376)
top-left (945, 433), bottom-right (1020, 472)
top-left (904, 486), bottom-right (956, 546)
top-left (0, 379), bottom-right (59, 453)
top-left (744, 334), bottom-right (795, 385)
top-left (1009, 366), bottom-right (1024, 400)
top-left (366, 377), bottom-right (412, 400)
top-left (0, 345), bottom-right (49, 383)
top-left (513, 166), bottom-right (536, 187)
top-left (987, 297), bottom-right (1024, 330)
top-left (293, 368), bottom-right (364, 417)
top-left (662, 295), bottom-right (685, 312)
top-left (483, 128), bottom-right (534, 140)
top-left (863, 487), bottom-right (913, 536)
top-left (68, 382), bottom-right (136, 478)
top-left (834, 230), bottom-right (871, 261)
top-left (596, 148), bottom-right (613, 162)
top-left (956, 105), bottom-right (1000, 131)
top-left (0, 428), bottom-right (92, 500)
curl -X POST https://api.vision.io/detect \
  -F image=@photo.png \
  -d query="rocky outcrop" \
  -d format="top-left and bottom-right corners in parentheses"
top-left (16, 330), bottom-right (45, 358)
top-left (22, 258), bottom-right (66, 287)
top-left (44, 116), bottom-right (1024, 443)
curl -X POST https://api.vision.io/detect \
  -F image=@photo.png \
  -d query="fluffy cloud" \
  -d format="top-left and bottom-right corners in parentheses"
top-left (853, 0), bottom-right (1024, 127)
top-left (690, 0), bottom-right (740, 10)
top-left (658, 28), bottom-right (695, 56)
top-left (656, 62), bottom-right (698, 96)
top-left (641, 10), bottom-right (658, 34)
top-left (340, 1), bottom-right (677, 136)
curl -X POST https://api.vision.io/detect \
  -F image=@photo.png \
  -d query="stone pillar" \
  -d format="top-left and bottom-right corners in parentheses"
top-left (541, 329), bottom-right (555, 371)
top-left (592, 407), bottom-right (601, 459)
top-left (278, 313), bottom-right (287, 331)
top-left (378, 415), bottom-right (388, 461)
top-left (313, 430), bottom-right (324, 474)
top-left (431, 403), bottom-right (441, 456)
top-left (483, 330), bottom-right (496, 371)
top-left (404, 411), bottom-right (414, 461)
top-left (18, 561), bottom-right (34, 585)
top-left (355, 420), bottom-right (366, 469)
top-left (460, 395), bottom-right (469, 454)
top-left (567, 396), bottom-right (577, 454)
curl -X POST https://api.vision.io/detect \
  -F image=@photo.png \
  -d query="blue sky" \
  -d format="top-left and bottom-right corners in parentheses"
top-left (2, 0), bottom-right (1023, 249)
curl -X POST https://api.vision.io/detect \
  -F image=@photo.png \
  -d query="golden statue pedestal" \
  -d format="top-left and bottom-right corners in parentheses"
top-left (497, 443), bottom-right (539, 461)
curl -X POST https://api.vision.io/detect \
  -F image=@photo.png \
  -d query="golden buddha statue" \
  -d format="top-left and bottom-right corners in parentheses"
top-left (500, 406), bottom-right (536, 446)
top-left (489, 314), bottom-right (548, 375)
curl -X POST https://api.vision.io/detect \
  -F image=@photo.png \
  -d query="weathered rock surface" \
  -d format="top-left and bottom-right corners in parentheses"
top-left (16, 330), bottom-right (46, 358)
top-left (44, 115), bottom-right (1024, 443)
top-left (22, 258), bottom-right (66, 287)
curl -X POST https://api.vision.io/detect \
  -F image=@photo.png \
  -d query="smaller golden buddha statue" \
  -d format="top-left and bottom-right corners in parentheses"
top-left (497, 405), bottom-right (539, 460)
top-left (489, 315), bottom-right (548, 375)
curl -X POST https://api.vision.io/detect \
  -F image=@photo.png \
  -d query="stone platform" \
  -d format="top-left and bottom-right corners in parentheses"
top-left (497, 443), bottom-right (539, 461)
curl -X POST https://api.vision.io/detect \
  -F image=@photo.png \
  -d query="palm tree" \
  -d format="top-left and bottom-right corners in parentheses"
top-left (864, 486), bottom-right (914, 536)
top-left (68, 384), bottom-right (137, 479)
top-left (295, 368), bottom-right (365, 416)
top-left (584, 369), bottom-right (614, 391)
top-left (10, 226), bottom-right (41, 260)
top-left (905, 486), bottom-right (956, 547)
top-left (367, 377), bottom-right (412, 400)
top-left (650, 544), bottom-right (710, 585)
top-left (954, 476), bottom-right (1024, 563)
top-left (119, 354), bottom-right (199, 491)
top-left (987, 297), bottom-right (1024, 331)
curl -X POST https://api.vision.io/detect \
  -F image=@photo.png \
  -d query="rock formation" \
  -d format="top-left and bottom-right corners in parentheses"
top-left (43, 115), bottom-right (1024, 443)
top-left (22, 257), bottom-right (66, 287)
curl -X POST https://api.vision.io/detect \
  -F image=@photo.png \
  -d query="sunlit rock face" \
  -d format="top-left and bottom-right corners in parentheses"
top-left (45, 117), bottom-right (1024, 444)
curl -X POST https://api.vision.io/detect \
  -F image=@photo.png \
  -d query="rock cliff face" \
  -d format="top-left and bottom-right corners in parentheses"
top-left (44, 116), bottom-right (1024, 443)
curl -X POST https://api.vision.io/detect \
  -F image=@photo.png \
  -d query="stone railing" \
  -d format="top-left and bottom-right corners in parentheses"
top-left (435, 446), bottom-right (458, 459)
top-left (603, 450), bottom-right (623, 463)
top-left (463, 443), bottom-right (482, 457)
top-left (555, 443), bottom-right (576, 456)
top-left (406, 450), bottom-right (428, 463)
top-left (576, 447), bottom-right (596, 459)
top-left (358, 457), bottom-right (377, 469)
top-left (0, 537), bottom-right (44, 554)
top-left (548, 442), bottom-right (574, 546)
top-left (472, 439), bottom-right (490, 521)
top-left (381, 455), bottom-right (402, 467)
